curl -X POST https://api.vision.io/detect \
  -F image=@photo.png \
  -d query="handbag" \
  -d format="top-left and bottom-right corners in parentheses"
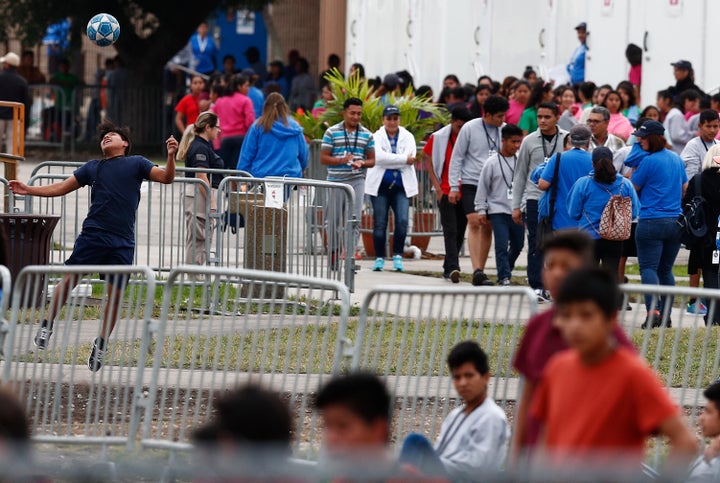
top-left (536, 152), bottom-right (561, 250)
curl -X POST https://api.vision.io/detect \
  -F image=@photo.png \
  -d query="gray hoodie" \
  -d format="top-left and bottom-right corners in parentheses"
top-left (448, 118), bottom-right (502, 190)
top-left (512, 127), bottom-right (568, 211)
top-left (475, 153), bottom-right (516, 215)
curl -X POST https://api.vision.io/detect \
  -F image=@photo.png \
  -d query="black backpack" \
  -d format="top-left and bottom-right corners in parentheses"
top-left (678, 174), bottom-right (707, 248)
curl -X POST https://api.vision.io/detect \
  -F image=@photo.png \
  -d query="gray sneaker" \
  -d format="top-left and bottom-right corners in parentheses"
top-left (33, 326), bottom-right (53, 350)
top-left (88, 338), bottom-right (106, 372)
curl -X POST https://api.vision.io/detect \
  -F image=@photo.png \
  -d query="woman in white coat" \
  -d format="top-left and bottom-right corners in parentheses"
top-left (366, 105), bottom-right (418, 272)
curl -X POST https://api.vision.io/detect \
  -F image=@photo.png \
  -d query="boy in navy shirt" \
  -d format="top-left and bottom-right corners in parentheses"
top-left (9, 121), bottom-right (177, 371)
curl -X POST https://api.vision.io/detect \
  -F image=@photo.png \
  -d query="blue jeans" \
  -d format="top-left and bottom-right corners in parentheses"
top-left (524, 199), bottom-right (543, 289)
top-left (398, 433), bottom-right (447, 477)
top-left (489, 213), bottom-right (525, 280)
top-left (635, 218), bottom-right (681, 313)
top-left (370, 183), bottom-right (409, 258)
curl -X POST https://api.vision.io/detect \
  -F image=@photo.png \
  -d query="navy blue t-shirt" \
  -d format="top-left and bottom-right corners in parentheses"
top-left (73, 155), bottom-right (156, 242)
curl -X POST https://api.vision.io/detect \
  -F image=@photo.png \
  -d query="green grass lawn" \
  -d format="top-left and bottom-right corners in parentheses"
top-left (20, 319), bottom-right (720, 389)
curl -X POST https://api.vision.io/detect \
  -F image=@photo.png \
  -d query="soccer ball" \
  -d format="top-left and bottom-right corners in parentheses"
top-left (86, 13), bottom-right (120, 47)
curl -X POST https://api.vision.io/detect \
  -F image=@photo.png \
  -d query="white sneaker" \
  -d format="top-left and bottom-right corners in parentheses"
top-left (535, 289), bottom-right (551, 303)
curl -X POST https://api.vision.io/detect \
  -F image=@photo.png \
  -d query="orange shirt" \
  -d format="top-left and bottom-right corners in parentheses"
top-left (531, 347), bottom-right (678, 460)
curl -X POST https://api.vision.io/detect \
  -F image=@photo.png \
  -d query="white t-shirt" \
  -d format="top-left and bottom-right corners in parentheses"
top-left (434, 397), bottom-right (510, 479)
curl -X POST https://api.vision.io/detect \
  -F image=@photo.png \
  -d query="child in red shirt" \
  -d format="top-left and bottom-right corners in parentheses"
top-left (175, 75), bottom-right (208, 133)
top-left (531, 267), bottom-right (698, 472)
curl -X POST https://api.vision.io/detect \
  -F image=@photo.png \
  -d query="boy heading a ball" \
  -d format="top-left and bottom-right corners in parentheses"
top-left (9, 121), bottom-right (177, 371)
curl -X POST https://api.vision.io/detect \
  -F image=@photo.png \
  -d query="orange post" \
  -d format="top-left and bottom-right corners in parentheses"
top-left (0, 101), bottom-right (25, 158)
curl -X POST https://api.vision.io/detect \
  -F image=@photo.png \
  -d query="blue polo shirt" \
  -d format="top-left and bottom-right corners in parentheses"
top-left (73, 155), bottom-right (155, 242)
top-left (631, 148), bottom-right (688, 219)
top-left (540, 148), bottom-right (593, 230)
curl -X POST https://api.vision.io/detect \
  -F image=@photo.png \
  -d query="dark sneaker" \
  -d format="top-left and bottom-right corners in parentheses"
top-left (498, 278), bottom-right (512, 286)
top-left (472, 269), bottom-right (494, 286)
top-left (88, 338), bottom-right (106, 372)
top-left (33, 326), bottom-right (53, 350)
top-left (641, 310), bottom-right (671, 329)
top-left (449, 270), bottom-right (460, 284)
top-left (534, 289), bottom-right (551, 303)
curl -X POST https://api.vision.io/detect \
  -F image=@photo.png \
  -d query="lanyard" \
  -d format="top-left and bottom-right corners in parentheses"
top-left (702, 139), bottom-right (717, 152)
top-left (343, 122), bottom-right (359, 155)
top-left (498, 153), bottom-right (516, 189)
top-left (482, 121), bottom-right (499, 152)
top-left (435, 404), bottom-right (481, 455)
top-left (197, 35), bottom-right (208, 53)
top-left (541, 129), bottom-right (559, 159)
top-left (387, 132), bottom-right (398, 154)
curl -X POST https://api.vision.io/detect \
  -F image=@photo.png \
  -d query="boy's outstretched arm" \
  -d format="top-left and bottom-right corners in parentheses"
top-left (9, 176), bottom-right (80, 197)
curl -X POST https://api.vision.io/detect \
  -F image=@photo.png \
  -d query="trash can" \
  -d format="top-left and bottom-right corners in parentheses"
top-left (0, 214), bottom-right (60, 306)
top-left (229, 192), bottom-right (287, 299)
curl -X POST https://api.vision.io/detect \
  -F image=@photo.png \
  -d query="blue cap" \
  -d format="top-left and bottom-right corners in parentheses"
top-left (382, 105), bottom-right (400, 117)
top-left (633, 120), bottom-right (664, 137)
top-left (592, 146), bottom-right (613, 163)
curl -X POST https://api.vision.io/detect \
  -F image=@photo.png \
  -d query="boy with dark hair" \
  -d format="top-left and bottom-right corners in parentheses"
top-left (192, 385), bottom-right (294, 479)
top-left (448, 94), bottom-right (510, 287)
top-left (9, 122), bottom-right (177, 371)
top-left (314, 372), bottom-right (391, 457)
top-left (687, 381), bottom-right (720, 481)
top-left (511, 230), bottom-right (635, 458)
top-left (320, 97), bottom-right (376, 264)
top-left (425, 107), bottom-right (474, 283)
top-left (512, 101), bottom-right (568, 302)
top-left (531, 268), bottom-right (698, 467)
top-left (399, 341), bottom-right (509, 479)
top-left (476, 123), bottom-right (525, 285)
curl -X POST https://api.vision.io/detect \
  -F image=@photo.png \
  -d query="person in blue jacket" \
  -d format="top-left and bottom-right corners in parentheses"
top-left (237, 92), bottom-right (309, 179)
top-left (567, 22), bottom-right (588, 85)
top-left (567, 146), bottom-right (640, 279)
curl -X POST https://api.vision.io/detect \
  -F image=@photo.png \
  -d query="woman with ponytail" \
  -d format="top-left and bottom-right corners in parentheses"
top-left (176, 111), bottom-right (224, 266)
top-left (237, 92), bottom-right (308, 179)
top-left (567, 146), bottom-right (640, 278)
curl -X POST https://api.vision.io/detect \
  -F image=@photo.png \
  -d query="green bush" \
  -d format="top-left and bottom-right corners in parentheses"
top-left (294, 68), bottom-right (449, 143)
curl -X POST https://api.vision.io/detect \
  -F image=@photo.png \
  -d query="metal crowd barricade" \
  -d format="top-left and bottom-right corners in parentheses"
top-left (21, 163), bottom-right (251, 275)
top-left (0, 265), bottom-right (13, 358)
top-left (349, 285), bottom-right (537, 444)
top-left (140, 265), bottom-right (352, 458)
top-left (26, 84), bottom-right (67, 152)
top-left (216, 176), bottom-right (358, 291)
top-left (0, 265), bottom-right (156, 450)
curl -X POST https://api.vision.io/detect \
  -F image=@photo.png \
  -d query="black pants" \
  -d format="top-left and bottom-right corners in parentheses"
top-left (701, 249), bottom-right (720, 325)
top-left (594, 238), bottom-right (623, 281)
top-left (438, 194), bottom-right (467, 276)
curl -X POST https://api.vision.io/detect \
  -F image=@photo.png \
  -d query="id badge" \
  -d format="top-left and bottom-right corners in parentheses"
top-left (713, 250), bottom-right (719, 265)
top-left (507, 188), bottom-right (513, 200)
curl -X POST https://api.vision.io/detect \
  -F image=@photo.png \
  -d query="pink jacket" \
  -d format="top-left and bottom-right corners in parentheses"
top-left (608, 112), bottom-right (633, 141)
top-left (212, 93), bottom-right (256, 147)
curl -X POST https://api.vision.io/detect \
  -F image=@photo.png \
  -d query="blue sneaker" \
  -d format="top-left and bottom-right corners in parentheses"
top-left (393, 255), bottom-right (404, 272)
top-left (687, 301), bottom-right (708, 316)
top-left (372, 258), bottom-right (385, 271)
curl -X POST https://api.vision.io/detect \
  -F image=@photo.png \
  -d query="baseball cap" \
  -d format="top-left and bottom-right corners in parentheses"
top-left (569, 124), bottom-right (592, 143)
top-left (0, 52), bottom-right (20, 67)
top-left (383, 73), bottom-right (400, 89)
top-left (671, 60), bottom-right (692, 70)
top-left (382, 105), bottom-right (400, 117)
top-left (592, 146), bottom-right (613, 163)
top-left (632, 120), bottom-right (664, 137)
top-left (575, 22), bottom-right (587, 31)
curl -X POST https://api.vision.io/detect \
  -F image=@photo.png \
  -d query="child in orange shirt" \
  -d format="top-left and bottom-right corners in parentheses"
top-left (531, 267), bottom-right (698, 474)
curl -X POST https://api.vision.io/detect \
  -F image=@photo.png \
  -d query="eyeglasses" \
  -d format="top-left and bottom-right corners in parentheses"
top-left (586, 119), bottom-right (603, 124)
